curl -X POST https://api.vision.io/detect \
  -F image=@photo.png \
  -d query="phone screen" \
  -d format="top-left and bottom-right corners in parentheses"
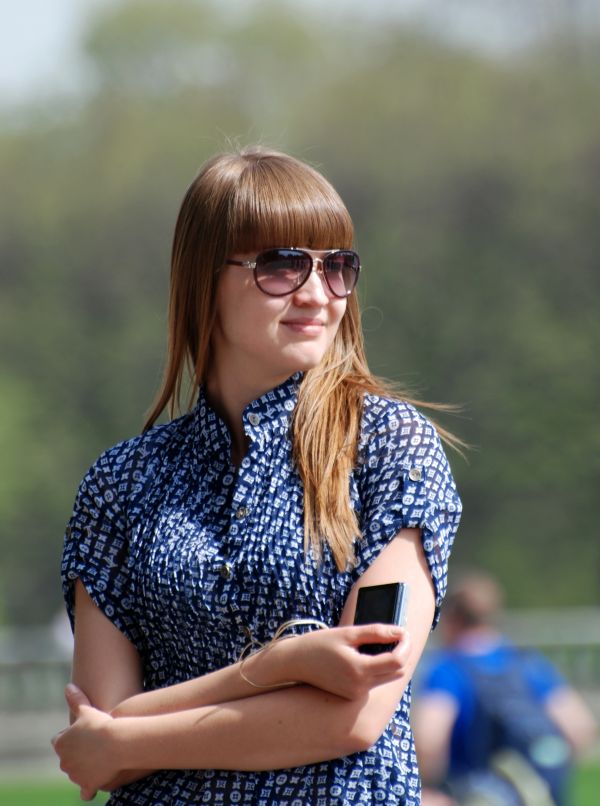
top-left (355, 584), bottom-right (402, 625)
top-left (354, 582), bottom-right (409, 654)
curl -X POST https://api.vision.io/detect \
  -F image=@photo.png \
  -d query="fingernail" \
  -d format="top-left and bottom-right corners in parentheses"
top-left (389, 626), bottom-right (404, 637)
top-left (65, 682), bottom-right (79, 695)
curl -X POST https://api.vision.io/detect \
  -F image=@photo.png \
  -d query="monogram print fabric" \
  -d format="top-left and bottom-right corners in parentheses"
top-left (62, 374), bottom-right (461, 804)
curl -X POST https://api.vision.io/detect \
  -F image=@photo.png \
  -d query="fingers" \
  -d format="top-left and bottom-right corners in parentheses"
top-left (50, 729), bottom-right (65, 750)
top-left (350, 622), bottom-right (407, 647)
top-left (377, 630), bottom-right (411, 666)
top-left (54, 686), bottom-right (93, 761)
top-left (64, 682), bottom-right (92, 713)
top-left (372, 633), bottom-right (412, 681)
top-left (355, 626), bottom-right (411, 679)
top-left (80, 786), bottom-right (97, 801)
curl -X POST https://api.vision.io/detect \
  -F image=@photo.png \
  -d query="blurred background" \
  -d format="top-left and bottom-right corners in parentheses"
top-left (0, 0), bottom-right (598, 801)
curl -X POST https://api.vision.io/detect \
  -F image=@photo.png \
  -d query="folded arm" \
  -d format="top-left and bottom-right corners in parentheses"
top-left (55, 527), bottom-right (436, 792)
top-left (112, 619), bottom-right (407, 718)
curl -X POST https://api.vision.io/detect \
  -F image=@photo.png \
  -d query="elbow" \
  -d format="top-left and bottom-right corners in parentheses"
top-left (320, 694), bottom-right (385, 757)
top-left (344, 708), bottom-right (388, 755)
top-left (348, 727), bottom-right (383, 755)
top-left (328, 686), bottom-right (407, 757)
top-left (341, 685), bottom-right (409, 755)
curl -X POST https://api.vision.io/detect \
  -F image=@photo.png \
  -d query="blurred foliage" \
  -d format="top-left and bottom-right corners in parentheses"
top-left (1, 0), bottom-right (599, 624)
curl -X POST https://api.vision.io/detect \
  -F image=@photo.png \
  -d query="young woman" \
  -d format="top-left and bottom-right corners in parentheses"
top-left (52, 146), bottom-right (462, 805)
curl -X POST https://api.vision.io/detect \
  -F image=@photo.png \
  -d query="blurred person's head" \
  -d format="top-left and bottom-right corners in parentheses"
top-left (440, 570), bottom-right (504, 643)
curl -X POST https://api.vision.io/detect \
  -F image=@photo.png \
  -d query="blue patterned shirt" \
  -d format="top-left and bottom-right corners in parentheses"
top-left (62, 373), bottom-right (461, 805)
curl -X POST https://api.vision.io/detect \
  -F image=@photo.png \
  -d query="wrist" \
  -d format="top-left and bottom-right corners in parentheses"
top-left (242, 634), bottom-right (302, 689)
top-left (279, 632), bottom-right (306, 682)
top-left (107, 715), bottom-right (138, 769)
top-left (238, 620), bottom-right (329, 691)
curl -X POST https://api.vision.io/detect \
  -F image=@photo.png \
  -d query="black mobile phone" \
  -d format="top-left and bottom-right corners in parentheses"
top-left (353, 582), bottom-right (409, 655)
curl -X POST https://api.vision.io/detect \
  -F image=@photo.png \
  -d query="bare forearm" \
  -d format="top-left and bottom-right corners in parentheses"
top-left (112, 624), bottom-right (400, 719)
top-left (112, 661), bottom-right (263, 717)
top-left (112, 641), bottom-right (295, 718)
top-left (113, 685), bottom-right (372, 771)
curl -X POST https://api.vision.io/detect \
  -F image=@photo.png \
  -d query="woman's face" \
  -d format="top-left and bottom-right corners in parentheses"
top-left (211, 247), bottom-right (348, 388)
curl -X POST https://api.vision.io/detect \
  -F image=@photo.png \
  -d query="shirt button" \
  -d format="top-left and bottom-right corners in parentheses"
top-left (248, 413), bottom-right (261, 426)
top-left (408, 467), bottom-right (422, 482)
top-left (235, 506), bottom-right (249, 519)
top-left (219, 563), bottom-right (233, 580)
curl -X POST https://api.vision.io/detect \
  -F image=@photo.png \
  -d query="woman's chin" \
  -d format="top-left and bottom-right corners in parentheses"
top-left (282, 349), bottom-right (327, 374)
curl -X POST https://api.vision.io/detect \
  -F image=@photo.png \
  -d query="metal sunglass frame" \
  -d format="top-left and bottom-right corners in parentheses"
top-left (225, 247), bottom-right (361, 298)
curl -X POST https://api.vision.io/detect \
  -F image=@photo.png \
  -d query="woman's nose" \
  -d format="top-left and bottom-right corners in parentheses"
top-left (293, 260), bottom-right (331, 304)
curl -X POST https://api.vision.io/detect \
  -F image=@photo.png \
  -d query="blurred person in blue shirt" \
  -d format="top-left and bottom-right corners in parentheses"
top-left (413, 571), bottom-right (598, 806)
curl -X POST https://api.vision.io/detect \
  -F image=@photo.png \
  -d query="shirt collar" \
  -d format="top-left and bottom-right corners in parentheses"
top-left (194, 372), bottom-right (302, 459)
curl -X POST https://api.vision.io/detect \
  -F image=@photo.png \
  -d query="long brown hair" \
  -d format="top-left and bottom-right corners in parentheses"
top-left (145, 146), bottom-right (461, 570)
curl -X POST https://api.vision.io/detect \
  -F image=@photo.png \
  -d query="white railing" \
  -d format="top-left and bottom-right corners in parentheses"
top-left (1, 608), bottom-right (600, 713)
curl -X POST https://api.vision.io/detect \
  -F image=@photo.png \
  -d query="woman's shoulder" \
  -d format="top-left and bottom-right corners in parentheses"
top-left (94, 412), bottom-right (193, 477)
top-left (77, 412), bottom-right (195, 519)
top-left (358, 393), bottom-right (452, 485)
top-left (361, 393), bottom-right (436, 442)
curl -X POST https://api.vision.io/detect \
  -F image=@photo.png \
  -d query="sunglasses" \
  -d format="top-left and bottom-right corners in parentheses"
top-left (225, 248), bottom-right (361, 298)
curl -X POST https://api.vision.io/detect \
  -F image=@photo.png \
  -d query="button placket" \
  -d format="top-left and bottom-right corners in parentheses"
top-left (227, 602), bottom-right (255, 650)
top-left (230, 464), bottom-right (254, 524)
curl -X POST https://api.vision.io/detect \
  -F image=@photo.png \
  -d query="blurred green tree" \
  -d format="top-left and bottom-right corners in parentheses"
top-left (0, 0), bottom-right (598, 623)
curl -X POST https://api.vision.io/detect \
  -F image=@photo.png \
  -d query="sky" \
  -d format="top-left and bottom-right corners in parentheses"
top-left (1, 0), bottom-right (598, 108)
top-left (0, 0), bottom-right (93, 104)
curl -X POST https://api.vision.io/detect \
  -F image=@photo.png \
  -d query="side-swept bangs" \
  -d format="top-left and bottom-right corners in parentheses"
top-left (226, 150), bottom-right (355, 255)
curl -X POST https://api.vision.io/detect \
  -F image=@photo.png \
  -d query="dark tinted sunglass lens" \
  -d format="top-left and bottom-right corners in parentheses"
top-left (255, 249), bottom-right (311, 296)
top-left (323, 251), bottom-right (360, 297)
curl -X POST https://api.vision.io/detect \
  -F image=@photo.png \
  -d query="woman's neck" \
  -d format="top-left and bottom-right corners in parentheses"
top-left (205, 366), bottom-right (288, 465)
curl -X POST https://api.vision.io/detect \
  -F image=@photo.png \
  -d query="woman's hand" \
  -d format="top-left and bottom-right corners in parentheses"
top-left (247, 623), bottom-right (411, 701)
top-left (52, 684), bottom-right (123, 800)
top-left (295, 624), bottom-right (412, 699)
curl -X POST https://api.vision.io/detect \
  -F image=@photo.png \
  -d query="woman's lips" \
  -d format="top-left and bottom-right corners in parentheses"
top-left (280, 318), bottom-right (324, 333)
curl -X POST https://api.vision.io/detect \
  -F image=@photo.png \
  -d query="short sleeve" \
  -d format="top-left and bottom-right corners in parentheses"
top-left (61, 448), bottom-right (141, 647)
top-left (354, 401), bottom-right (462, 626)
